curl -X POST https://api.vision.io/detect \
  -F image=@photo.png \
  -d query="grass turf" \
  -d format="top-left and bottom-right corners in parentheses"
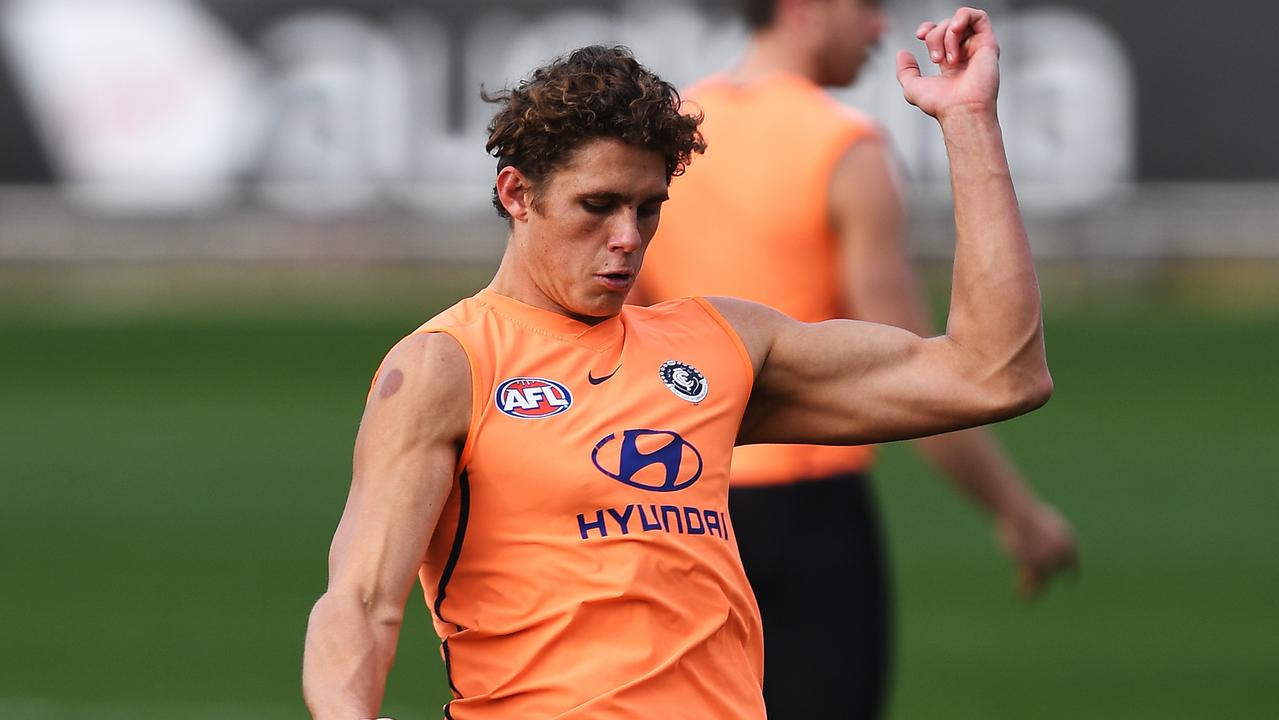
top-left (1, 273), bottom-right (1275, 718)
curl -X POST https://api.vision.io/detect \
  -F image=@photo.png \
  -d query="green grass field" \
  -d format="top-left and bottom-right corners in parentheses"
top-left (1, 267), bottom-right (1276, 719)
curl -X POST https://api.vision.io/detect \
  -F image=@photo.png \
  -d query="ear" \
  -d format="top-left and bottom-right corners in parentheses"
top-left (495, 166), bottom-right (535, 222)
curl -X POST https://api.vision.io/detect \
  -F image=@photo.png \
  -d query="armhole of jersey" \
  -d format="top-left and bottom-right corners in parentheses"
top-left (691, 296), bottom-right (756, 397)
top-left (417, 327), bottom-right (484, 474)
top-left (822, 117), bottom-right (881, 245)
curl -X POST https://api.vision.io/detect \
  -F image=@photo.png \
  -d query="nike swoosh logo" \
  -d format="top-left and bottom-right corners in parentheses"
top-left (588, 367), bottom-right (621, 385)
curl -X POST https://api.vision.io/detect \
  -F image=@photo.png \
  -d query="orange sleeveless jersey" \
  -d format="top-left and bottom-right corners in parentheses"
top-left (639, 73), bottom-right (879, 486)
top-left (398, 289), bottom-right (765, 719)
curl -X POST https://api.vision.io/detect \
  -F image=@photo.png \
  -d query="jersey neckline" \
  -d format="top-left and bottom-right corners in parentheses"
top-left (475, 288), bottom-right (625, 354)
top-left (694, 71), bottom-right (817, 96)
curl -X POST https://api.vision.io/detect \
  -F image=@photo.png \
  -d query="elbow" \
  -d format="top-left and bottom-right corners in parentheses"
top-left (310, 587), bottom-right (405, 633)
top-left (343, 586), bottom-right (406, 632)
top-left (1022, 367), bottom-right (1054, 411)
top-left (993, 365), bottom-right (1053, 419)
top-left (974, 329), bottom-right (1052, 420)
top-left (971, 352), bottom-right (1052, 421)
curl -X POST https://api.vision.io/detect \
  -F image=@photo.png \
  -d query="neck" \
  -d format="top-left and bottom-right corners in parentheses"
top-left (488, 242), bottom-right (549, 311)
top-left (729, 30), bottom-right (820, 84)
top-left (487, 242), bottom-right (611, 326)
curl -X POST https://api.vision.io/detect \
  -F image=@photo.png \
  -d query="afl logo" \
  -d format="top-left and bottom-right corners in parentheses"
top-left (592, 429), bottom-right (703, 492)
top-left (659, 360), bottom-right (708, 404)
top-left (495, 377), bottom-right (573, 419)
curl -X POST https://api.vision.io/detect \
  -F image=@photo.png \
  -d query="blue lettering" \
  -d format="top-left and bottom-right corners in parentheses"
top-left (577, 510), bottom-right (608, 540)
top-left (576, 505), bottom-right (729, 542)
top-left (684, 507), bottom-right (706, 535)
top-left (639, 504), bottom-right (663, 532)
top-left (660, 505), bottom-right (684, 534)
top-left (607, 505), bottom-right (635, 535)
top-left (705, 510), bottom-right (724, 539)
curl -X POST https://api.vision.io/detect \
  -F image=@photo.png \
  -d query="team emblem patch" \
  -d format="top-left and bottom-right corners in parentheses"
top-left (659, 360), bottom-right (708, 404)
top-left (495, 377), bottom-right (573, 419)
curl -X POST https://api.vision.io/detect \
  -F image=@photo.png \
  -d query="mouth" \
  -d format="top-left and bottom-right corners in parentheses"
top-left (595, 270), bottom-right (634, 291)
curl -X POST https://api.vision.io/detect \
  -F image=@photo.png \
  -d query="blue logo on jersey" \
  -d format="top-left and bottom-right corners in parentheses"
top-left (591, 429), bottom-right (703, 492)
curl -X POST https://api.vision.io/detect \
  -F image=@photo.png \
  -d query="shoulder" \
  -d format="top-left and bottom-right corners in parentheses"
top-left (700, 297), bottom-right (792, 377)
top-left (625, 297), bottom-right (765, 377)
top-left (420, 294), bottom-right (487, 334)
top-left (366, 331), bottom-right (471, 445)
top-left (380, 331), bottom-right (469, 386)
top-left (831, 103), bottom-right (881, 135)
top-left (828, 133), bottom-right (902, 219)
top-left (773, 81), bottom-right (887, 188)
top-left (702, 295), bottom-right (789, 328)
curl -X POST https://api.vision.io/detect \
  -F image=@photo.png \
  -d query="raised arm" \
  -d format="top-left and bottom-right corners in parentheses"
top-left (724, 7), bottom-right (1051, 447)
top-left (831, 130), bottom-right (1076, 596)
top-left (303, 332), bottom-right (470, 719)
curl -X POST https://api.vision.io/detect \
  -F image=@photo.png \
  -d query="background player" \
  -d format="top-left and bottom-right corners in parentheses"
top-left (304, 8), bottom-right (1055, 718)
top-left (637, 1), bottom-right (1079, 716)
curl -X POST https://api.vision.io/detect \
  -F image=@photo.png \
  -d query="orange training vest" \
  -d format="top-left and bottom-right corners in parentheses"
top-left (639, 73), bottom-right (879, 486)
top-left (396, 289), bottom-right (766, 719)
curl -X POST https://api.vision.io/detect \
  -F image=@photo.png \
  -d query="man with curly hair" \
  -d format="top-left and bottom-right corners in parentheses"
top-left (635, 1), bottom-right (1078, 716)
top-left (304, 10), bottom-right (1051, 719)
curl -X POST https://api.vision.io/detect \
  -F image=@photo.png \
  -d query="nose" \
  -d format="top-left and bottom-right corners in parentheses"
top-left (607, 211), bottom-right (644, 253)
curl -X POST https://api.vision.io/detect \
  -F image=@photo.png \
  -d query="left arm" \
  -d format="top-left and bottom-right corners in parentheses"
top-left (721, 10), bottom-right (1053, 459)
top-left (831, 137), bottom-right (1076, 595)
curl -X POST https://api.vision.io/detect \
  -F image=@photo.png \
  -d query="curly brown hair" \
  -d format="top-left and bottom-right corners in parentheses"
top-left (483, 45), bottom-right (705, 219)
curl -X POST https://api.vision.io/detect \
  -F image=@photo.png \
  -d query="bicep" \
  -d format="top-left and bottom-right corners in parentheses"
top-left (729, 303), bottom-right (1009, 446)
top-left (326, 333), bottom-right (470, 607)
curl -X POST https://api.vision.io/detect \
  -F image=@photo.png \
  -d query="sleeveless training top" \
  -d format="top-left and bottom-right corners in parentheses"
top-left (400, 289), bottom-right (766, 719)
top-left (639, 73), bottom-right (879, 486)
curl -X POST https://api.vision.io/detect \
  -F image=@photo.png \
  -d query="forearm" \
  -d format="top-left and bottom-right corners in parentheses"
top-left (940, 109), bottom-right (1047, 398)
top-left (912, 427), bottom-right (1037, 516)
top-left (303, 592), bottom-right (401, 719)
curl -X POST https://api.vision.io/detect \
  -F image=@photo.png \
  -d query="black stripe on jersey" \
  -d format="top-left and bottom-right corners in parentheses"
top-left (443, 637), bottom-right (462, 699)
top-left (434, 468), bottom-right (471, 631)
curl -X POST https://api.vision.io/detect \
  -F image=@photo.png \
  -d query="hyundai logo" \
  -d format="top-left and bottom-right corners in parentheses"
top-left (591, 429), bottom-right (703, 492)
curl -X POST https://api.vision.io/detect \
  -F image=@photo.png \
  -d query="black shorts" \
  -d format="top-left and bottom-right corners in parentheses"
top-left (729, 471), bottom-right (891, 720)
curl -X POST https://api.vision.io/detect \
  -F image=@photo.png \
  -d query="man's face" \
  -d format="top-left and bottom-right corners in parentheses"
top-left (812, 0), bottom-right (887, 87)
top-left (518, 138), bottom-right (669, 321)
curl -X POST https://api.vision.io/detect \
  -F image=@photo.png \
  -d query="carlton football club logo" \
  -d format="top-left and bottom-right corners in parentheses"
top-left (495, 377), bottom-right (573, 419)
top-left (659, 360), bottom-right (708, 404)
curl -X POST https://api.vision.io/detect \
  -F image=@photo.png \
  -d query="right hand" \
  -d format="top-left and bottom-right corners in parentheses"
top-left (896, 7), bottom-right (1001, 120)
top-left (996, 500), bottom-right (1079, 598)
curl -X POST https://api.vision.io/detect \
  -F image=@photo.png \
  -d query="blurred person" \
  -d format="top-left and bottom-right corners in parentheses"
top-left (303, 9), bottom-right (1053, 719)
top-left (636, 0), bottom-right (1078, 716)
